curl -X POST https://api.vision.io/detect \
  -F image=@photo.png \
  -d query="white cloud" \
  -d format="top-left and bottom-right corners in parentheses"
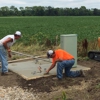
top-left (0, 0), bottom-right (26, 4)
top-left (0, 0), bottom-right (100, 9)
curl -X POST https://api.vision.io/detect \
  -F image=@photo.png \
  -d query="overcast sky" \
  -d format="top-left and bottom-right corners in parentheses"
top-left (0, 0), bottom-right (100, 9)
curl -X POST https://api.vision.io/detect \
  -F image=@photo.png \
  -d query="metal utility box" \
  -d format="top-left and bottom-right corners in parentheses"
top-left (60, 34), bottom-right (77, 67)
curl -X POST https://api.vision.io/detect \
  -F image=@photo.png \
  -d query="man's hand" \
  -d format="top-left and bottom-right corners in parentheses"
top-left (8, 52), bottom-right (12, 58)
top-left (44, 72), bottom-right (49, 75)
top-left (7, 48), bottom-right (12, 58)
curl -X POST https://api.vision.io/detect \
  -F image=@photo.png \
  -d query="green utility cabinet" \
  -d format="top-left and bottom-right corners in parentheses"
top-left (60, 34), bottom-right (77, 67)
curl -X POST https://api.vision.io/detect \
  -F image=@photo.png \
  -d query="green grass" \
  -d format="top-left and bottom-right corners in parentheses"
top-left (0, 16), bottom-right (100, 46)
top-left (96, 83), bottom-right (100, 89)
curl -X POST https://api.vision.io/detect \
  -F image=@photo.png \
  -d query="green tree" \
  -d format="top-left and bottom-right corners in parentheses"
top-left (19, 7), bottom-right (25, 16)
top-left (1, 6), bottom-right (9, 16)
top-left (93, 8), bottom-right (100, 16)
top-left (79, 6), bottom-right (87, 16)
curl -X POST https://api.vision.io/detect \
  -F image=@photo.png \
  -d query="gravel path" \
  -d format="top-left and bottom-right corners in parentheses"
top-left (0, 86), bottom-right (39, 100)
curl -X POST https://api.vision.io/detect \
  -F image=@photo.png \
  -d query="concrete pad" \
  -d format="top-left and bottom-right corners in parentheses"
top-left (8, 59), bottom-right (55, 80)
top-left (8, 59), bottom-right (90, 80)
top-left (71, 65), bottom-right (90, 71)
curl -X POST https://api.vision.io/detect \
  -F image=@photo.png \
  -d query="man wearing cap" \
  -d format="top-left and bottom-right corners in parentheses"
top-left (44, 49), bottom-right (84, 79)
top-left (0, 31), bottom-right (21, 75)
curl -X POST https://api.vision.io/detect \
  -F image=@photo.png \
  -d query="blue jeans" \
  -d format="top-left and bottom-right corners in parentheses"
top-left (57, 59), bottom-right (80, 79)
top-left (0, 45), bottom-right (8, 73)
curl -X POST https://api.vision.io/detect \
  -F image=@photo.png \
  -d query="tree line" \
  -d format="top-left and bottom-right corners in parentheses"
top-left (0, 6), bottom-right (100, 16)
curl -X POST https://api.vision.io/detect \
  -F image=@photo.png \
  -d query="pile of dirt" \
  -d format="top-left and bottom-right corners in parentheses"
top-left (0, 59), bottom-right (100, 100)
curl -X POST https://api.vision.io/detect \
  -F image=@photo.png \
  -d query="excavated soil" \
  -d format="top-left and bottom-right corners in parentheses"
top-left (0, 59), bottom-right (100, 100)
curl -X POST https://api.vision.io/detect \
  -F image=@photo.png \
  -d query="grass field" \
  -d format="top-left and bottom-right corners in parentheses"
top-left (0, 16), bottom-right (100, 45)
top-left (0, 16), bottom-right (100, 57)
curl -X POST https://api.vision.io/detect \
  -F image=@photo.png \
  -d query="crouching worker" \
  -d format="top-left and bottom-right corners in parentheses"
top-left (44, 49), bottom-right (84, 80)
top-left (0, 31), bottom-right (21, 75)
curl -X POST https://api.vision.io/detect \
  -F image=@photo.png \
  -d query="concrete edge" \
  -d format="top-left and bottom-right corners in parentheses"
top-left (9, 68), bottom-right (56, 80)
top-left (8, 57), bottom-right (33, 63)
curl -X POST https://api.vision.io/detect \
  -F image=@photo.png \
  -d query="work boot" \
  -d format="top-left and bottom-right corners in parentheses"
top-left (79, 70), bottom-right (85, 77)
top-left (52, 77), bottom-right (62, 80)
top-left (1, 72), bottom-right (12, 76)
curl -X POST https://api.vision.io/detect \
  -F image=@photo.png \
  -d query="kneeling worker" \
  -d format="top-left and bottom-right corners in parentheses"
top-left (44, 49), bottom-right (84, 79)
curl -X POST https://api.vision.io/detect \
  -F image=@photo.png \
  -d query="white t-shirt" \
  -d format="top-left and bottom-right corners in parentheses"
top-left (0, 35), bottom-right (16, 47)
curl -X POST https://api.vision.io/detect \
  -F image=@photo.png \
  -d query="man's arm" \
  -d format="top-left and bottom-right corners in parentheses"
top-left (44, 62), bottom-right (56, 74)
top-left (3, 38), bottom-right (13, 58)
top-left (55, 59), bottom-right (63, 62)
top-left (3, 38), bottom-right (13, 51)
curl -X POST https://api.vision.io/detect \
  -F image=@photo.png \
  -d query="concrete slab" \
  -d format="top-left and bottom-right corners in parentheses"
top-left (8, 59), bottom-right (90, 80)
top-left (8, 59), bottom-right (55, 80)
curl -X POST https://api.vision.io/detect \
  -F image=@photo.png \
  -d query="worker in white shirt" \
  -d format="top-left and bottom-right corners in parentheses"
top-left (0, 31), bottom-right (21, 75)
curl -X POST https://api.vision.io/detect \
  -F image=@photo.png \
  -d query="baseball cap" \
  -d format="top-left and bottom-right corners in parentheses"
top-left (47, 50), bottom-right (54, 58)
top-left (15, 31), bottom-right (21, 36)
